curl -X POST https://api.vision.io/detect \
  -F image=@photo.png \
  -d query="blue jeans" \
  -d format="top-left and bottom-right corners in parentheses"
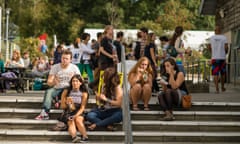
top-left (86, 108), bottom-right (122, 127)
top-left (42, 88), bottom-right (63, 113)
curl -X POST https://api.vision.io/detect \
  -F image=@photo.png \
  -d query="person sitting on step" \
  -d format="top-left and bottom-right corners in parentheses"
top-left (128, 56), bottom-right (153, 111)
top-left (34, 50), bottom-right (80, 120)
top-left (60, 74), bottom-right (88, 143)
top-left (158, 58), bottom-right (188, 121)
top-left (86, 67), bottom-right (123, 131)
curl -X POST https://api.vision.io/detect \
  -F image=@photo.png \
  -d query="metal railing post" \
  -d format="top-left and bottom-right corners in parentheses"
top-left (121, 45), bottom-right (133, 144)
top-left (5, 8), bottom-right (10, 61)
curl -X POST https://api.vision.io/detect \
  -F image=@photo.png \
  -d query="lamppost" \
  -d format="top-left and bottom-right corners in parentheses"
top-left (0, 7), bottom-right (2, 53)
top-left (5, 8), bottom-right (10, 60)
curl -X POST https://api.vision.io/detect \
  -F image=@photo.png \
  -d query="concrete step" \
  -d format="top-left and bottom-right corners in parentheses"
top-left (1, 142), bottom-right (239, 144)
top-left (1, 96), bottom-right (240, 111)
top-left (131, 110), bottom-right (240, 121)
top-left (1, 91), bottom-right (240, 143)
top-left (0, 108), bottom-right (240, 121)
top-left (0, 118), bottom-right (240, 132)
top-left (1, 129), bottom-right (240, 142)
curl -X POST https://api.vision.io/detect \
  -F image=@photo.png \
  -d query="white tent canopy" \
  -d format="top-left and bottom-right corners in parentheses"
top-left (84, 28), bottom-right (214, 50)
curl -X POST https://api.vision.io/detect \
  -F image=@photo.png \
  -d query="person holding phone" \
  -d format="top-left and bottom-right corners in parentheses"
top-left (60, 74), bottom-right (89, 143)
top-left (158, 58), bottom-right (188, 121)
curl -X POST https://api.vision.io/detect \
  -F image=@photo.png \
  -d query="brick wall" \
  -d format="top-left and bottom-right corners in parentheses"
top-left (216, 0), bottom-right (240, 32)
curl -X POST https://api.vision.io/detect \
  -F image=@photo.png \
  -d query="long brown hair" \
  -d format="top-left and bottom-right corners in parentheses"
top-left (103, 67), bottom-right (120, 98)
top-left (169, 26), bottom-right (183, 46)
top-left (161, 58), bottom-right (180, 75)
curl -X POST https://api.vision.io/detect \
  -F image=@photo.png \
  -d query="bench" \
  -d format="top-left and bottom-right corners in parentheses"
top-left (0, 77), bottom-right (25, 93)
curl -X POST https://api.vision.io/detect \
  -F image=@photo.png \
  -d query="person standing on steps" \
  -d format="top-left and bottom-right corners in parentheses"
top-left (208, 26), bottom-right (228, 93)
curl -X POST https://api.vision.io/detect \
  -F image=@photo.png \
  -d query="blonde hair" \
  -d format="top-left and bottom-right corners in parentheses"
top-left (12, 50), bottom-right (21, 61)
top-left (103, 25), bottom-right (113, 35)
top-left (128, 57), bottom-right (153, 81)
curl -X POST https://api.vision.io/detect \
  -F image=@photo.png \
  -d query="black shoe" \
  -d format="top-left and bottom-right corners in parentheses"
top-left (80, 137), bottom-right (89, 143)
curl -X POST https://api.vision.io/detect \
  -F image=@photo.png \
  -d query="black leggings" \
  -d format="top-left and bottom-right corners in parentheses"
top-left (158, 89), bottom-right (179, 111)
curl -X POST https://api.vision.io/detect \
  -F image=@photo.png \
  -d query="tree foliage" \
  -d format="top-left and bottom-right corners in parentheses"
top-left (0, 0), bottom-right (215, 52)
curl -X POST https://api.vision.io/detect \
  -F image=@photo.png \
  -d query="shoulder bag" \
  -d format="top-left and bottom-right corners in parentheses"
top-left (182, 94), bottom-right (192, 109)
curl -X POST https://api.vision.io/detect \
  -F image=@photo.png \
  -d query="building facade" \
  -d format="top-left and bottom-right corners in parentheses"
top-left (200, 0), bottom-right (240, 84)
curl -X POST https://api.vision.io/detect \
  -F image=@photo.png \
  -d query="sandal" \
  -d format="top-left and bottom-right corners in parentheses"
top-left (132, 105), bottom-right (140, 111)
top-left (88, 124), bottom-right (96, 131)
top-left (222, 87), bottom-right (226, 92)
top-left (144, 107), bottom-right (150, 111)
top-left (107, 125), bottom-right (117, 131)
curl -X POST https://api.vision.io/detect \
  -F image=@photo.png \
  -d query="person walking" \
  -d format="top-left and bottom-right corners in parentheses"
top-left (208, 26), bottom-right (228, 93)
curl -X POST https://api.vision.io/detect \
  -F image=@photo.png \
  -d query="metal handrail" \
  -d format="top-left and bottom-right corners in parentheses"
top-left (120, 45), bottom-right (133, 144)
top-left (184, 59), bottom-right (240, 85)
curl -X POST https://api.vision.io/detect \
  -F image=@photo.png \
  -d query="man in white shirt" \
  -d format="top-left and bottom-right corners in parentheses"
top-left (35, 50), bottom-right (80, 120)
top-left (208, 26), bottom-right (228, 93)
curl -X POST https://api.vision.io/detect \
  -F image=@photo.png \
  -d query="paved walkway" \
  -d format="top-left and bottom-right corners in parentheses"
top-left (191, 82), bottom-right (240, 102)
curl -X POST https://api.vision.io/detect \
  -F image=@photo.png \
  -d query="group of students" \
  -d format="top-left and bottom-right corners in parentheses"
top-left (32, 49), bottom-right (186, 143)
top-left (34, 50), bottom-right (123, 143)
top-left (29, 24), bottom-right (196, 143)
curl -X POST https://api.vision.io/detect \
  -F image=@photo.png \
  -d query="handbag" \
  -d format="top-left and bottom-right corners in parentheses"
top-left (182, 94), bottom-right (192, 109)
top-left (167, 45), bottom-right (178, 57)
top-left (51, 121), bottom-right (68, 131)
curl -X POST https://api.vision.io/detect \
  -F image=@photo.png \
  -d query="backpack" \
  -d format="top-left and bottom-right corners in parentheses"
top-left (134, 41), bottom-right (141, 60)
top-left (33, 78), bottom-right (43, 90)
top-left (166, 45), bottom-right (178, 57)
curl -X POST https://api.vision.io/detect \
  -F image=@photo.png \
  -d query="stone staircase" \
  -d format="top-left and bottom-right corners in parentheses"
top-left (0, 91), bottom-right (240, 143)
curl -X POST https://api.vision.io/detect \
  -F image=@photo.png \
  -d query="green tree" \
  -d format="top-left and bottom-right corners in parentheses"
top-left (1, 0), bottom-right (215, 49)
top-left (156, 0), bottom-right (194, 31)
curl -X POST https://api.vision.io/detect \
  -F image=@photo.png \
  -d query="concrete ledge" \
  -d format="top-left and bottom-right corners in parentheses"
top-left (0, 142), bottom-right (239, 144)
top-left (1, 129), bottom-right (240, 137)
top-left (1, 96), bottom-right (240, 107)
top-left (131, 110), bottom-right (240, 116)
top-left (1, 118), bottom-right (239, 127)
top-left (132, 120), bottom-right (240, 126)
top-left (132, 131), bottom-right (240, 137)
top-left (1, 108), bottom-right (240, 116)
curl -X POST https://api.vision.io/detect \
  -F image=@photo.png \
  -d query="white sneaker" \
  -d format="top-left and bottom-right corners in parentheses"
top-left (35, 110), bottom-right (49, 120)
top-left (72, 136), bottom-right (81, 143)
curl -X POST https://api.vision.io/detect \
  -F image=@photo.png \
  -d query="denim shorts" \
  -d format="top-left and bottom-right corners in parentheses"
top-left (177, 89), bottom-right (187, 106)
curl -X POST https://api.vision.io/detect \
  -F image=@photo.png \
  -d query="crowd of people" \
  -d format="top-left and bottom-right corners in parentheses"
top-left (0, 24), bottom-right (228, 143)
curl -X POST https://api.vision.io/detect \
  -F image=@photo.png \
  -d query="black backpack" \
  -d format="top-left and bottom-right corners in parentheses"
top-left (134, 41), bottom-right (141, 60)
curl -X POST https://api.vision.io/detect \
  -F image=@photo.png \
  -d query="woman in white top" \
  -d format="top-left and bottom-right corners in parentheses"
top-left (5, 50), bottom-right (24, 68)
top-left (79, 33), bottom-right (95, 82)
top-left (70, 37), bottom-right (81, 71)
top-left (168, 26), bottom-right (191, 74)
